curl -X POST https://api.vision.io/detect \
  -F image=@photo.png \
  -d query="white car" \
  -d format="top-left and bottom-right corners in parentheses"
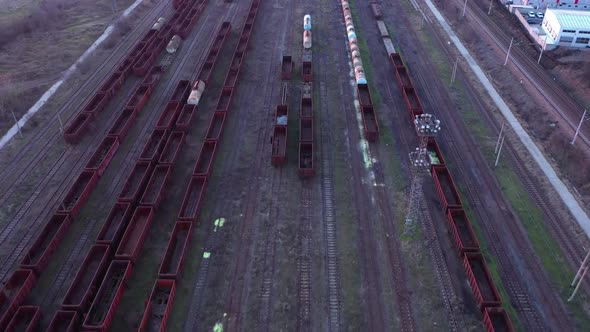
top-left (528, 11), bottom-right (536, 18)
top-left (537, 12), bottom-right (544, 18)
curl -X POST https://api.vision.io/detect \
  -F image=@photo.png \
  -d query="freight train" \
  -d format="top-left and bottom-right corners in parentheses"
top-left (370, 2), bottom-right (515, 331)
top-left (340, 1), bottom-right (367, 84)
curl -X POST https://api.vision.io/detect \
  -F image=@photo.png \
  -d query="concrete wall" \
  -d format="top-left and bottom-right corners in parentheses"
top-left (513, 10), bottom-right (557, 49)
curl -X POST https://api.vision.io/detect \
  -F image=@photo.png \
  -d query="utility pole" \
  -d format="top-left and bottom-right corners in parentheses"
top-left (11, 110), bottom-right (23, 138)
top-left (451, 56), bottom-right (459, 84)
top-left (495, 135), bottom-right (505, 167)
top-left (58, 114), bottom-right (64, 134)
top-left (495, 122), bottom-right (506, 167)
top-left (538, 37), bottom-right (546, 64)
top-left (495, 122), bottom-right (505, 153)
top-left (570, 109), bottom-right (588, 145)
top-left (462, 0), bottom-right (468, 17)
top-left (569, 251), bottom-right (590, 302)
top-left (488, 0), bottom-right (493, 15)
top-left (504, 37), bottom-right (514, 66)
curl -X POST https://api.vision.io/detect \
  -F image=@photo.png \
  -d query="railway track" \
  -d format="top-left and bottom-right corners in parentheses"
top-left (420, 1), bottom-right (585, 326)
top-left (365, 126), bottom-right (416, 330)
top-left (297, 182), bottom-right (313, 331)
top-left (406, 10), bottom-right (555, 328)
top-left (223, 2), bottom-right (293, 327)
top-left (509, 150), bottom-right (590, 290)
top-left (317, 79), bottom-right (343, 332)
top-left (417, 196), bottom-right (462, 332)
top-left (443, 137), bottom-right (549, 330)
top-left (0, 0), bottom-right (169, 197)
top-left (411, 39), bottom-right (568, 330)
top-left (39, 4), bottom-right (233, 307)
top-left (0, 0), bottom-right (174, 282)
top-left (457, 0), bottom-right (590, 150)
top-left (284, 4), bottom-right (344, 331)
top-left (180, 1), bottom-right (291, 330)
top-left (457, 58), bottom-right (590, 295)
top-left (256, 5), bottom-right (295, 328)
top-left (381, 71), bottom-right (463, 331)
top-left (273, 6), bottom-right (314, 332)
top-left (365, 2), bottom-right (468, 329)
top-left (481, 74), bottom-right (590, 298)
top-left (0, 0), bottom-right (227, 283)
top-left (343, 1), bottom-right (420, 330)
top-left (179, 3), bottom-right (261, 331)
top-left (0, 90), bottom-right (141, 282)
top-left (0, 77), bottom-right (143, 272)
top-left (384, 0), bottom-right (572, 328)
top-left (316, 0), bottom-right (388, 327)
top-left (371, 162), bottom-right (416, 332)
top-left (337, 81), bottom-right (387, 331)
top-left (255, 168), bottom-right (286, 331)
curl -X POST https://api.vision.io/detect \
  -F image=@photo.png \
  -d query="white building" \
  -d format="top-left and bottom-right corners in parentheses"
top-left (523, 0), bottom-right (590, 10)
top-left (541, 9), bottom-right (590, 47)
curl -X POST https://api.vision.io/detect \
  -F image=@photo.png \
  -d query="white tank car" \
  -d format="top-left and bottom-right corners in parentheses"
top-left (340, 0), bottom-right (366, 84)
top-left (152, 17), bottom-right (166, 31)
top-left (166, 35), bottom-right (182, 54)
top-left (303, 30), bottom-right (312, 49)
top-left (187, 80), bottom-right (206, 105)
top-left (304, 14), bottom-right (312, 31)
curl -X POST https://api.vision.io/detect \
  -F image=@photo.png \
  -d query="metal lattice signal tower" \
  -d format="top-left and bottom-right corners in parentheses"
top-left (405, 114), bottom-right (441, 232)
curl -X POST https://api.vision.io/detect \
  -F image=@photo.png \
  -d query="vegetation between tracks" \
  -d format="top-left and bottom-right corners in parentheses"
top-left (396, 0), bottom-right (526, 328)
top-left (347, 1), bottom-right (454, 328)
top-left (330, 87), bottom-right (364, 332)
top-left (165, 58), bottom-right (236, 330)
top-left (408, 3), bottom-right (590, 328)
top-left (306, 35), bottom-right (356, 325)
top-left (459, 195), bottom-right (522, 331)
top-left (166, 211), bottom-right (207, 332)
top-left (311, 6), bottom-right (364, 324)
top-left (347, 3), bottom-right (400, 330)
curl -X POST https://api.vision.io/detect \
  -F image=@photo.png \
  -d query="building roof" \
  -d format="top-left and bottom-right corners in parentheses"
top-left (548, 9), bottom-right (590, 30)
